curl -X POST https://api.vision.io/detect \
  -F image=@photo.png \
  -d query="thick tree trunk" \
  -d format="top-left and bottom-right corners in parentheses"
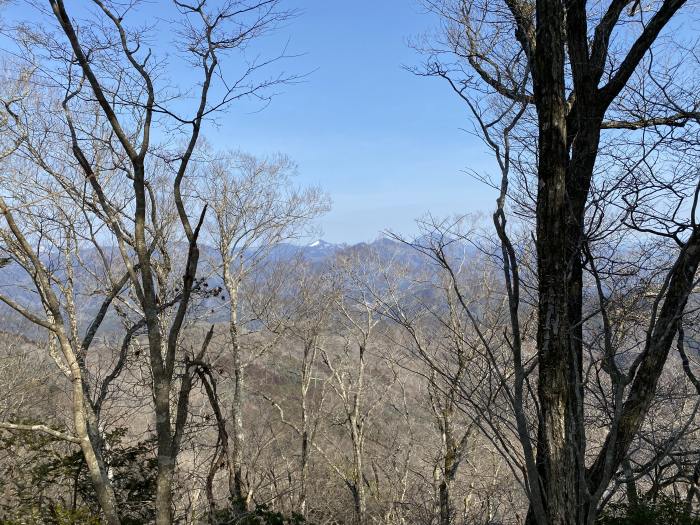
top-left (564, 122), bottom-right (602, 525)
top-left (532, 0), bottom-right (576, 522)
top-left (154, 377), bottom-right (175, 525)
top-left (109, 153), bottom-right (174, 525)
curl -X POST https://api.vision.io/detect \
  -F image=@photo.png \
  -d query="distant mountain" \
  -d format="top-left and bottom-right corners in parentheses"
top-left (300, 239), bottom-right (346, 262)
top-left (306, 240), bottom-right (333, 249)
top-left (0, 236), bottom-right (465, 331)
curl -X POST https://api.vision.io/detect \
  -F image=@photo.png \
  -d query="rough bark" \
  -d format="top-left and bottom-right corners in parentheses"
top-left (531, 0), bottom-right (575, 521)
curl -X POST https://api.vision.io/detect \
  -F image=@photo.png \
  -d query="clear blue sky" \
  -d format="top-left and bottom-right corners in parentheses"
top-left (3, 0), bottom-right (496, 243)
top-left (216, 0), bottom-right (495, 242)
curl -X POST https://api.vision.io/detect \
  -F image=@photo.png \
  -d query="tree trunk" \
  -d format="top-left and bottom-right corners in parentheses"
top-left (532, 0), bottom-right (576, 521)
top-left (222, 267), bottom-right (246, 513)
top-left (350, 417), bottom-right (366, 525)
top-left (228, 361), bottom-right (245, 512)
top-left (154, 377), bottom-right (175, 525)
top-left (586, 230), bottom-right (700, 508)
top-left (299, 430), bottom-right (309, 516)
top-left (439, 479), bottom-right (451, 525)
top-left (622, 458), bottom-right (639, 508)
top-left (350, 481), bottom-right (366, 525)
top-left (69, 351), bottom-right (121, 525)
top-left (439, 410), bottom-right (457, 525)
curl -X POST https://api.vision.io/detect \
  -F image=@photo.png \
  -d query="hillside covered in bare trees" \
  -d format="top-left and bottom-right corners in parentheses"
top-left (1, 1), bottom-right (700, 524)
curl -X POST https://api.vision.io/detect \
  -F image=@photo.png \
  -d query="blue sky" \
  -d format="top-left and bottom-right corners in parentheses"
top-left (4, 2), bottom-right (697, 243)
top-left (215, 0), bottom-right (495, 242)
top-left (3, 0), bottom-right (496, 243)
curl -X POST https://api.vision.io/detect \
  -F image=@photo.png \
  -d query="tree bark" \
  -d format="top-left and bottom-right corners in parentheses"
top-left (531, 0), bottom-right (576, 521)
top-left (222, 265), bottom-right (247, 513)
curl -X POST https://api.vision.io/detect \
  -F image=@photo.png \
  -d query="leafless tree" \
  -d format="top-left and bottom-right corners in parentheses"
top-left (196, 149), bottom-right (327, 514)
top-left (0, 1), bottom-right (296, 522)
top-left (416, 1), bottom-right (700, 522)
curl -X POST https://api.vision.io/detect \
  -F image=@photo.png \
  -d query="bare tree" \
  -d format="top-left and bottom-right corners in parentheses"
top-left (196, 150), bottom-right (327, 514)
top-left (259, 261), bottom-right (336, 518)
top-left (416, 1), bottom-right (700, 522)
top-left (307, 252), bottom-right (402, 525)
top-left (1, 1), bottom-right (296, 522)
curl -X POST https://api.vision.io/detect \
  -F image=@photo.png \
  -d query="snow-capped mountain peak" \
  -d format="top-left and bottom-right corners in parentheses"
top-left (307, 239), bottom-right (335, 249)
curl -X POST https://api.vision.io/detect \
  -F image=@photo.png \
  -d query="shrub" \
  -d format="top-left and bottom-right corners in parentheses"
top-left (597, 498), bottom-right (700, 525)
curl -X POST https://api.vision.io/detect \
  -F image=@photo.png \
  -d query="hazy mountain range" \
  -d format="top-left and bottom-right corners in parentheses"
top-left (0, 237), bottom-right (459, 335)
